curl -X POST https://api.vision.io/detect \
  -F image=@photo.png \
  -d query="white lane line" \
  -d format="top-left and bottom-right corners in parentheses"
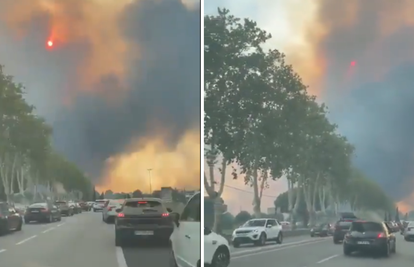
top-left (57, 223), bottom-right (65, 227)
top-left (42, 227), bottom-right (56, 234)
top-left (232, 239), bottom-right (328, 260)
top-left (115, 247), bottom-right (128, 267)
top-left (16, 235), bottom-right (37, 245)
top-left (0, 249), bottom-right (6, 253)
top-left (317, 254), bottom-right (339, 264)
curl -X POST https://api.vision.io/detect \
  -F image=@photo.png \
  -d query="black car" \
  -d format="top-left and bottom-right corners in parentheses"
top-left (311, 223), bottom-right (331, 237)
top-left (343, 221), bottom-right (396, 256)
top-left (55, 201), bottom-right (74, 216)
top-left (24, 202), bottom-right (62, 223)
top-left (0, 202), bottom-right (23, 235)
top-left (115, 198), bottom-right (173, 246)
top-left (333, 220), bottom-right (353, 243)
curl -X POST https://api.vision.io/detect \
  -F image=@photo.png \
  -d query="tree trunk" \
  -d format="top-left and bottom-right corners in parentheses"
top-left (252, 169), bottom-right (261, 217)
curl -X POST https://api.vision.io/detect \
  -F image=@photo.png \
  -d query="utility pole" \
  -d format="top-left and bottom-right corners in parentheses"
top-left (147, 168), bottom-right (152, 194)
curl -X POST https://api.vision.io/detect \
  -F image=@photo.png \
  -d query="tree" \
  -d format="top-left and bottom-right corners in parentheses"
top-left (395, 207), bottom-right (400, 222)
top-left (131, 189), bottom-right (143, 198)
top-left (219, 212), bottom-right (234, 230)
top-left (234, 211), bottom-right (252, 226)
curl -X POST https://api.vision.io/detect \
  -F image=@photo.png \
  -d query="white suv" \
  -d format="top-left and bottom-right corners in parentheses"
top-left (93, 199), bottom-right (108, 212)
top-left (169, 192), bottom-right (230, 267)
top-left (404, 221), bottom-right (414, 241)
top-left (232, 218), bottom-right (283, 247)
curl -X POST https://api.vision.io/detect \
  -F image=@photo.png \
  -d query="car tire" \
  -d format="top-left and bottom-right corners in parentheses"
top-left (48, 215), bottom-right (53, 223)
top-left (391, 241), bottom-right (396, 253)
top-left (93, 209), bottom-right (96, 212)
top-left (16, 221), bottom-right (22, 231)
top-left (343, 245), bottom-right (352, 256)
top-left (276, 232), bottom-right (283, 244)
top-left (57, 216), bottom-right (62, 222)
top-left (333, 238), bottom-right (340, 244)
top-left (255, 233), bottom-right (266, 246)
top-left (115, 232), bottom-right (123, 247)
top-left (169, 246), bottom-right (179, 267)
top-left (310, 233), bottom-right (314, 237)
top-left (211, 245), bottom-right (230, 267)
top-left (382, 243), bottom-right (390, 257)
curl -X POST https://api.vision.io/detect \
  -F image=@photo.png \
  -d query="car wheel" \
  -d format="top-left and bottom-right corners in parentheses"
top-left (333, 238), bottom-right (340, 244)
top-left (211, 246), bottom-right (230, 267)
top-left (16, 220), bottom-right (22, 231)
top-left (169, 246), bottom-right (179, 267)
top-left (115, 232), bottom-right (123, 247)
top-left (391, 241), bottom-right (396, 253)
top-left (310, 233), bottom-right (314, 237)
top-left (255, 233), bottom-right (266, 246)
top-left (343, 245), bottom-right (352, 256)
top-left (57, 216), bottom-right (62, 222)
top-left (48, 215), bottom-right (53, 223)
top-left (383, 243), bottom-right (390, 257)
top-left (276, 232), bottom-right (283, 244)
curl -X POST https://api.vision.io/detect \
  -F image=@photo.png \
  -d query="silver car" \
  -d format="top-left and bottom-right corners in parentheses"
top-left (102, 199), bottom-right (124, 223)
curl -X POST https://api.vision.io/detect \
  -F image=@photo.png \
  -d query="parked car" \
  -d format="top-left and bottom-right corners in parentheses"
top-left (93, 199), bottom-right (108, 212)
top-left (55, 200), bottom-right (74, 216)
top-left (102, 199), bottom-right (124, 223)
top-left (310, 223), bottom-right (332, 237)
top-left (0, 202), bottom-right (23, 235)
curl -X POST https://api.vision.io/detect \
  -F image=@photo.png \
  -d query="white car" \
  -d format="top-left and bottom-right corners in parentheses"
top-left (93, 199), bottom-right (108, 212)
top-left (102, 199), bottom-right (124, 223)
top-left (169, 192), bottom-right (230, 267)
top-left (232, 218), bottom-right (283, 247)
top-left (404, 221), bottom-right (414, 241)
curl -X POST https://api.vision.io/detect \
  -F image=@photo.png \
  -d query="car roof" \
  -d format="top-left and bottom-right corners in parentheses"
top-left (125, 197), bottom-right (163, 202)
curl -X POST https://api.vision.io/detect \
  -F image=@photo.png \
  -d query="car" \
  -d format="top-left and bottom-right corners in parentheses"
top-left (310, 223), bottom-right (332, 237)
top-left (102, 199), bottom-right (124, 223)
top-left (0, 202), bottom-right (23, 235)
top-left (403, 221), bottom-right (414, 241)
top-left (169, 192), bottom-right (203, 267)
top-left (343, 220), bottom-right (396, 257)
top-left (231, 218), bottom-right (283, 248)
top-left (55, 200), bottom-right (74, 216)
top-left (93, 199), bottom-right (108, 212)
top-left (79, 201), bottom-right (90, 211)
top-left (333, 217), bottom-right (358, 244)
top-left (115, 198), bottom-right (173, 246)
top-left (24, 202), bottom-right (62, 223)
top-left (13, 203), bottom-right (27, 216)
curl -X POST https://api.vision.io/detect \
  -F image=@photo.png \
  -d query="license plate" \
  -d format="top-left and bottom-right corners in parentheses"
top-left (134, 231), bottom-right (154, 236)
top-left (31, 211), bottom-right (39, 213)
top-left (357, 241), bottom-right (369, 245)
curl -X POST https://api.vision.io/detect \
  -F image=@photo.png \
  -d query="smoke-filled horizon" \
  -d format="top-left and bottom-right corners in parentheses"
top-left (0, 0), bottom-right (201, 191)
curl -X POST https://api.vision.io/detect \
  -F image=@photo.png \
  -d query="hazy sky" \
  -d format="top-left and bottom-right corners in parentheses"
top-left (205, 0), bottom-right (414, 214)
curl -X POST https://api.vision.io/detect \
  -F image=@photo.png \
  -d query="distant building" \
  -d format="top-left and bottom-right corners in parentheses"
top-left (160, 187), bottom-right (173, 203)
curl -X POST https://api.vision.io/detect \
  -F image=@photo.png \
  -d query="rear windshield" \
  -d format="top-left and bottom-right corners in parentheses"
top-left (351, 222), bottom-right (383, 232)
top-left (30, 203), bottom-right (47, 208)
top-left (95, 200), bottom-right (106, 203)
top-left (243, 220), bottom-right (266, 227)
top-left (55, 201), bottom-right (67, 205)
top-left (338, 221), bottom-right (352, 228)
top-left (124, 200), bottom-right (162, 208)
top-left (109, 199), bottom-right (124, 205)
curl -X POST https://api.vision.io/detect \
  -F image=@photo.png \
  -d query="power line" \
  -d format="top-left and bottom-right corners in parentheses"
top-left (224, 184), bottom-right (279, 198)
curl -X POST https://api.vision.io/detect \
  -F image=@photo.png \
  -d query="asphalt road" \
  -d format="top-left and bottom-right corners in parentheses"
top-left (0, 211), bottom-right (170, 267)
top-left (229, 234), bottom-right (414, 267)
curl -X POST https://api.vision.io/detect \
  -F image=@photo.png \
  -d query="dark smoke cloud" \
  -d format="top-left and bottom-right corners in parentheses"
top-left (0, 0), bottom-right (200, 181)
top-left (312, 0), bottom-right (414, 200)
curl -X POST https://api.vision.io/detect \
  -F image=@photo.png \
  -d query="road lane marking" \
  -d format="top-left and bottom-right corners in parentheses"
top-left (0, 249), bottom-right (6, 253)
top-left (115, 247), bottom-right (128, 267)
top-left (317, 254), bottom-right (339, 264)
top-left (232, 239), bottom-right (328, 260)
top-left (42, 227), bottom-right (56, 233)
top-left (16, 235), bottom-right (37, 245)
top-left (232, 237), bottom-right (329, 256)
top-left (57, 223), bottom-right (65, 227)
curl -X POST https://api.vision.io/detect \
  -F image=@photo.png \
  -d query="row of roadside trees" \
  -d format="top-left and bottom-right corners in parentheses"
top-left (0, 65), bottom-right (93, 203)
top-left (204, 9), bottom-right (395, 231)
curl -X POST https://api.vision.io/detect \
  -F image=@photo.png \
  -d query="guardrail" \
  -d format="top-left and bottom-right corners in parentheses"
top-left (222, 228), bottom-right (309, 244)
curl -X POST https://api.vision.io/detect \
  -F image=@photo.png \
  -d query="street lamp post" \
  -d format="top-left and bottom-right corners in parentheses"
top-left (147, 168), bottom-right (152, 194)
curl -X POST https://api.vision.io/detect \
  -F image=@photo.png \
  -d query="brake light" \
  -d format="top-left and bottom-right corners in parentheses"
top-left (108, 207), bottom-right (112, 211)
top-left (41, 208), bottom-right (48, 212)
top-left (162, 213), bottom-right (169, 217)
top-left (117, 213), bottom-right (125, 218)
top-left (377, 233), bottom-right (385, 238)
top-left (138, 201), bottom-right (147, 204)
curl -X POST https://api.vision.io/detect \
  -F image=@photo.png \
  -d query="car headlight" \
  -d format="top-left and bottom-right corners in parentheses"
top-left (253, 229), bottom-right (259, 233)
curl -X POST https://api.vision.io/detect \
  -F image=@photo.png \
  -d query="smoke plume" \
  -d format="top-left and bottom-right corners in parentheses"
top-left (0, 0), bottom-right (200, 191)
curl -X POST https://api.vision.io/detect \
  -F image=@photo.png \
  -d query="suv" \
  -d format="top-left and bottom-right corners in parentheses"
top-left (169, 192), bottom-right (230, 267)
top-left (232, 218), bottom-right (283, 247)
top-left (0, 202), bottom-right (23, 235)
top-left (403, 221), bottom-right (414, 241)
top-left (333, 218), bottom-right (358, 244)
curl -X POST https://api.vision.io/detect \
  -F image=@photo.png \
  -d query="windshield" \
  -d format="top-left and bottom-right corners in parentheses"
top-left (351, 222), bottom-right (383, 232)
top-left (243, 220), bottom-right (266, 227)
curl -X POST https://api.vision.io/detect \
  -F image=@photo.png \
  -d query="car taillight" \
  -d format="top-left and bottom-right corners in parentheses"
top-left (162, 213), bottom-right (169, 217)
top-left (117, 213), bottom-right (125, 218)
top-left (108, 207), bottom-right (112, 211)
top-left (41, 208), bottom-right (48, 212)
top-left (377, 233), bottom-right (386, 238)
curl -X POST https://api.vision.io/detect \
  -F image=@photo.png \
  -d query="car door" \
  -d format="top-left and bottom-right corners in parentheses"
top-left (176, 193), bottom-right (200, 267)
top-left (0, 204), bottom-right (12, 230)
top-left (266, 219), bottom-right (278, 238)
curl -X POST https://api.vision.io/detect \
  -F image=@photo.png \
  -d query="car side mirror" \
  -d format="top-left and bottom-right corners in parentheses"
top-left (166, 208), bottom-right (172, 212)
top-left (266, 225), bottom-right (272, 228)
top-left (170, 212), bottom-right (180, 227)
top-left (115, 208), bottom-right (122, 213)
top-left (204, 227), bottom-right (212, 235)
